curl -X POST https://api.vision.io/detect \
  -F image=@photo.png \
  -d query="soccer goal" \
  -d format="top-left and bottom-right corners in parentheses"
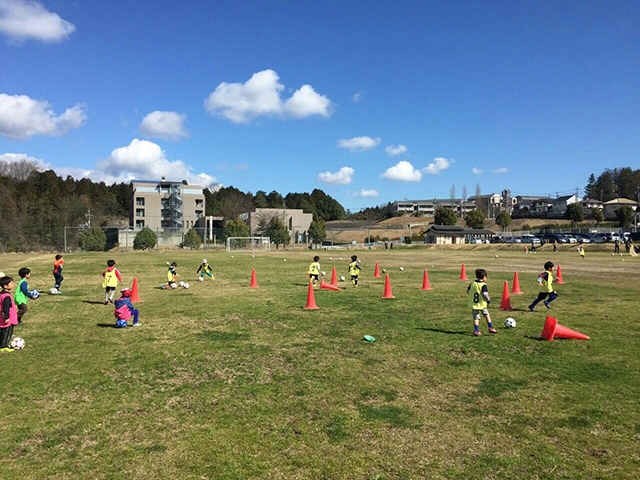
top-left (226, 236), bottom-right (271, 252)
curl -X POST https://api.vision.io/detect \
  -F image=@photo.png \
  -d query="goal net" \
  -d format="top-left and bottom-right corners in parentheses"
top-left (226, 236), bottom-right (271, 252)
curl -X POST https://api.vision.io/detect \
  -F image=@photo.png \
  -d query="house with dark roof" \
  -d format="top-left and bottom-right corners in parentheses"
top-left (424, 225), bottom-right (494, 245)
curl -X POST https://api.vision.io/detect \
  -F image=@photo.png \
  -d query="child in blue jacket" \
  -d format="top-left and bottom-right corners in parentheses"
top-left (114, 288), bottom-right (140, 327)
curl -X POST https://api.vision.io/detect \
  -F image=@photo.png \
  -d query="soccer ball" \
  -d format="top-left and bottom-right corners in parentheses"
top-left (10, 337), bottom-right (25, 350)
top-left (183, 283), bottom-right (190, 289)
top-left (283, 259), bottom-right (287, 262)
top-left (31, 289), bottom-right (40, 299)
top-left (504, 317), bottom-right (517, 329)
top-left (198, 276), bottom-right (204, 282)
top-left (329, 257), bottom-right (333, 260)
top-left (339, 257), bottom-right (343, 261)
top-left (340, 275), bottom-right (345, 281)
top-left (49, 287), bottom-right (58, 295)
top-left (495, 255), bottom-right (499, 258)
top-left (321, 271), bottom-right (326, 276)
top-left (382, 269), bottom-right (387, 273)
top-left (115, 319), bottom-right (127, 328)
top-left (170, 283), bottom-right (177, 289)
top-left (399, 267), bottom-right (404, 271)
top-left (179, 281), bottom-right (185, 287)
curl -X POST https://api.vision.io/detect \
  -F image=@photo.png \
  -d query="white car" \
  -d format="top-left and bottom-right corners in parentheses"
top-left (520, 234), bottom-right (541, 245)
top-left (503, 237), bottom-right (522, 244)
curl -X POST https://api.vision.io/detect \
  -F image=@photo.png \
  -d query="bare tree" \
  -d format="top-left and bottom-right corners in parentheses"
top-left (0, 158), bottom-right (40, 181)
top-left (462, 185), bottom-right (467, 202)
top-left (475, 183), bottom-right (481, 198)
top-left (449, 184), bottom-right (456, 200)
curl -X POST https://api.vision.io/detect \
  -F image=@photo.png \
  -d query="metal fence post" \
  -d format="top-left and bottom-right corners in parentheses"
top-left (64, 226), bottom-right (67, 253)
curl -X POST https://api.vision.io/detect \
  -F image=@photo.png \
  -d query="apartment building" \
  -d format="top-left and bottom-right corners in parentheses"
top-left (240, 208), bottom-right (313, 245)
top-left (131, 179), bottom-right (205, 230)
top-left (392, 199), bottom-right (476, 218)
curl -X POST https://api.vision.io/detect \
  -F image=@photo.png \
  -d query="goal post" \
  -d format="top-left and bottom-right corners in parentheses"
top-left (226, 236), bottom-right (271, 252)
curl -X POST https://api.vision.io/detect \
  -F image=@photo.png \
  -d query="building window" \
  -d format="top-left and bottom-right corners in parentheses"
top-left (136, 209), bottom-right (145, 217)
top-left (136, 197), bottom-right (145, 206)
top-left (135, 220), bottom-right (145, 228)
top-left (196, 199), bottom-right (203, 207)
top-left (195, 210), bottom-right (203, 219)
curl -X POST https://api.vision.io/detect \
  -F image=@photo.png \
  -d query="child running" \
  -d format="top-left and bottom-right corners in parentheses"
top-left (52, 254), bottom-right (64, 294)
top-left (102, 259), bottom-right (123, 304)
top-left (528, 261), bottom-right (558, 311)
top-left (15, 268), bottom-right (38, 325)
top-left (308, 256), bottom-right (321, 286)
top-left (114, 288), bottom-right (140, 327)
top-left (467, 268), bottom-right (497, 336)
top-left (0, 276), bottom-right (19, 352)
top-left (348, 255), bottom-right (363, 287)
top-left (578, 245), bottom-right (585, 259)
top-left (196, 259), bottom-right (214, 281)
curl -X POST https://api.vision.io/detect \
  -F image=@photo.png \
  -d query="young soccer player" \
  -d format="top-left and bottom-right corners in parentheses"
top-left (0, 276), bottom-right (19, 352)
top-left (166, 262), bottom-right (178, 289)
top-left (102, 259), bottom-right (122, 304)
top-left (53, 254), bottom-right (64, 293)
top-left (528, 261), bottom-right (558, 311)
top-left (578, 245), bottom-right (585, 259)
top-left (467, 268), bottom-right (497, 336)
top-left (114, 288), bottom-right (140, 327)
top-left (308, 256), bottom-right (321, 286)
top-left (196, 259), bottom-right (214, 280)
top-left (348, 255), bottom-right (363, 286)
top-left (15, 268), bottom-right (38, 325)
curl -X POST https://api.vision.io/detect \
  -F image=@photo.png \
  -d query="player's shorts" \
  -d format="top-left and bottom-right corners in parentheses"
top-left (536, 291), bottom-right (557, 301)
top-left (472, 308), bottom-right (490, 320)
top-left (309, 274), bottom-right (319, 281)
top-left (105, 286), bottom-right (116, 292)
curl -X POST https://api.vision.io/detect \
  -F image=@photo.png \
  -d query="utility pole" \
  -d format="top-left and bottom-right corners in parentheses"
top-left (85, 208), bottom-right (93, 228)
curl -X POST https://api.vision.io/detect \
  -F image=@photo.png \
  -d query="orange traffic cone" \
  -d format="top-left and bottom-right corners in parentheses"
top-left (381, 274), bottom-right (395, 299)
top-left (555, 265), bottom-right (565, 284)
top-left (320, 279), bottom-right (340, 291)
top-left (460, 263), bottom-right (468, 280)
top-left (130, 277), bottom-right (142, 303)
top-left (330, 267), bottom-right (338, 287)
top-left (304, 281), bottom-right (319, 309)
top-left (511, 271), bottom-right (523, 294)
top-left (249, 268), bottom-right (259, 288)
top-left (421, 269), bottom-right (432, 291)
top-left (541, 316), bottom-right (589, 341)
top-left (374, 262), bottom-right (381, 278)
top-left (499, 280), bottom-right (512, 310)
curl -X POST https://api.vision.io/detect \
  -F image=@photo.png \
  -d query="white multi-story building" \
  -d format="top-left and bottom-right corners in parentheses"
top-left (131, 179), bottom-right (205, 230)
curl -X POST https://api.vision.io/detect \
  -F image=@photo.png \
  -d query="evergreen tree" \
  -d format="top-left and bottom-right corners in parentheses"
top-left (615, 206), bottom-right (635, 227)
top-left (495, 211), bottom-right (512, 232)
top-left (592, 207), bottom-right (604, 224)
top-left (223, 218), bottom-right (250, 239)
top-left (133, 227), bottom-right (157, 250)
top-left (79, 227), bottom-right (107, 251)
top-left (564, 203), bottom-right (584, 227)
top-left (308, 218), bottom-right (326, 246)
top-left (182, 228), bottom-right (202, 249)
top-left (265, 217), bottom-right (290, 249)
top-left (464, 209), bottom-right (485, 229)
top-left (434, 207), bottom-right (458, 225)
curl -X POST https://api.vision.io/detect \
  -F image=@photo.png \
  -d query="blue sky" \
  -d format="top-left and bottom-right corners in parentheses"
top-left (1, 0), bottom-right (638, 210)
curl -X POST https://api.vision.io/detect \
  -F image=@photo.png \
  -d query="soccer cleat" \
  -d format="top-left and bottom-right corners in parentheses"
top-left (104, 300), bottom-right (109, 305)
top-left (0, 347), bottom-right (14, 352)
top-left (544, 301), bottom-right (551, 310)
top-left (528, 305), bottom-right (535, 312)
top-left (473, 331), bottom-right (482, 336)
top-left (133, 323), bottom-right (141, 327)
top-left (488, 328), bottom-right (498, 334)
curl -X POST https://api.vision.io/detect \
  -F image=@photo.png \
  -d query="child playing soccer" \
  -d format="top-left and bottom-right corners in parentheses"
top-left (196, 259), bottom-right (214, 280)
top-left (0, 276), bottom-right (19, 352)
top-left (114, 288), bottom-right (140, 327)
top-left (165, 262), bottom-right (178, 289)
top-left (348, 255), bottom-right (363, 287)
top-left (528, 261), bottom-right (558, 311)
top-left (308, 256), bottom-right (321, 286)
top-left (102, 259), bottom-right (122, 304)
top-left (467, 268), bottom-right (497, 336)
top-left (15, 268), bottom-right (38, 325)
top-left (578, 245), bottom-right (585, 259)
top-left (53, 254), bottom-right (64, 293)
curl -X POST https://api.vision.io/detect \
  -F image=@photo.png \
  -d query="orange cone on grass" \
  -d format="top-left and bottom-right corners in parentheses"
top-left (330, 267), bottom-right (338, 287)
top-left (498, 280), bottom-right (512, 310)
top-left (130, 277), bottom-right (142, 303)
top-left (511, 271), bottom-right (523, 294)
top-left (304, 281), bottom-right (319, 310)
top-left (320, 279), bottom-right (340, 291)
top-left (249, 268), bottom-right (259, 288)
top-left (421, 269), bottom-right (432, 291)
top-left (541, 316), bottom-right (589, 341)
top-left (381, 274), bottom-right (395, 299)
top-left (460, 263), bottom-right (468, 280)
top-left (374, 262), bottom-right (381, 278)
top-left (555, 265), bottom-right (565, 284)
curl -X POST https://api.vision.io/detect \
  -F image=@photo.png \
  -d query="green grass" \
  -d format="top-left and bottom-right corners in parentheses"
top-left (1, 246), bottom-right (639, 479)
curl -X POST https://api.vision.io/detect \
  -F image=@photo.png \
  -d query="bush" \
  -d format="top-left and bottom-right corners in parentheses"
top-left (133, 227), bottom-right (157, 250)
top-left (79, 228), bottom-right (107, 251)
top-left (182, 229), bottom-right (202, 249)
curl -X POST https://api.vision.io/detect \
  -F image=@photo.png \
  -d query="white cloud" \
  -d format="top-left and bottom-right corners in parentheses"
top-left (493, 167), bottom-right (508, 174)
top-left (385, 145), bottom-right (407, 157)
top-left (0, 152), bottom-right (46, 167)
top-left (337, 136), bottom-right (381, 152)
top-left (204, 69), bottom-right (333, 123)
top-left (422, 157), bottom-right (453, 174)
top-left (317, 166), bottom-right (355, 185)
top-left (0, 0), bottom-right (75, 43)
top-left (352, 91), bottom-right (364, 103)
top-left (472, 167), bottom-right (483, 175)
top-left (0, 93), bottom-right (86, 140)
top-left (139, 111), bottom-right (189, 141)
top-left (352, 188), bottom-right (379, 198)
top-left (380, 161), bottom-right (422, 182)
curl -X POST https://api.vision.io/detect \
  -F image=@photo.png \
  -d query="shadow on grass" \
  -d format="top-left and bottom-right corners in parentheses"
top-left (82, 300), bottom-right (108, 305)
top-left (416, 327), bottom-right (468, 336)
top-left (96, 323), bottom-right (118, 328)
top-left (525, 335), bottom-right (545, 341)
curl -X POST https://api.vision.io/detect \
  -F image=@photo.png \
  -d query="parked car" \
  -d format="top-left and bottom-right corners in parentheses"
top-left (564, 235), bottom-right (578, 244)
top-left (503, 237), bottom-right (522, 244)
top-left (490, 236), bottom-right (503, 244)
top-left (591, 233), bottom-right (609, 243)
top-left (520, 234), bottom-right (541, 245)
top-left (574, 234), bottom-right (591, 243)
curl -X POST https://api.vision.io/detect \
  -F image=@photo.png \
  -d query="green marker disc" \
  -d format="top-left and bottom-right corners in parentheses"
top-left (364, 335), bottom-right (376, 342)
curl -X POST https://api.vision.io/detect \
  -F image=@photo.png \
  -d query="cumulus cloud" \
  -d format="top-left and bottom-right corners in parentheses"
top-left (337, 136), bottom-right (380, 152)
top-left (493, 167), bottom-right (508, 174)
top-left (352, 188), bottom-right (379, 198)
top-left (139, 111), bottom-right (189, 141)
top-left (472, 167), bottom-right (483, 174)
top-left (385, 145), bottom-right (407, 157)
top-left (422, 157), bottom-right (453, 174)
top-left (317, 166), bottom-right (354, 185)
top-left (204, 69), bottom-right (332, 123)
top-left (352, 91), bottom-right (364, 103)
top-left (0, 152), bottom-right (46, 168)
top-left (0, 93), bottom-right (86, 140)
top-left (380, 161), bottom-right (422, 182)
top-left (0, 0), bottom-right (75, 43)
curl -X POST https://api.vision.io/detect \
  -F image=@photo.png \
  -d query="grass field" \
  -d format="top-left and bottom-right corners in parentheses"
top-left (1, 246), bottom-right (639, 479)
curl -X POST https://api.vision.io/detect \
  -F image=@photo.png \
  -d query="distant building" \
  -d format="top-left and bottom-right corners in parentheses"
top-left (576, 198), bottom-right (603, 219)
top-left (240, 208), bottom-right (313, 245)
top-left (547, 194), bottom-right (580, 218)
top-left (603, 198), bottom-right (638, 220)
top-left (131, 180), bottom-right (205, 230)
top-left (423, 225), bottom-right (494, 245)
top-left (393, 199), bottom-right (475, 218)
top-left (467, 194), bottom-right (504, 219)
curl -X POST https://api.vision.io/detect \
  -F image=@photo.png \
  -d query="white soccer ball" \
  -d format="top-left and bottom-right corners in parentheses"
top-left (399, 267), bottom-right (404, 271)
top-left (170, 283), bottom-right (177, 289)
top-left (495, 254), bottom-right (499, 258)
top-left (611, 253), bottom-right (615, 256)
top-left (179, 281), bottom-right (185, 287)
top-left (321, 271), bottom-right (326, 276)
top-left (504, 317), bottom-right (517, 329)
top-left (49, 288), bottom-right (58, 295)
top-left (283, 259), bottom-right (287, 262)
top-left (31, 289), bottom-right (40, 299)
top-left (382, 268), bottom-right (387, 273)
top-left (339, 257), bottom-right (343, 261)
top-left (198, 277), bottom-right (204, 282)
top-left (329, 257), bottom-right (333, 260)
top-left (10, 337), bottom-right (25, 350)
top-left (184, 283), bottom-right (190, 289)
top-left (340, 275), bottom-right (345, 281)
